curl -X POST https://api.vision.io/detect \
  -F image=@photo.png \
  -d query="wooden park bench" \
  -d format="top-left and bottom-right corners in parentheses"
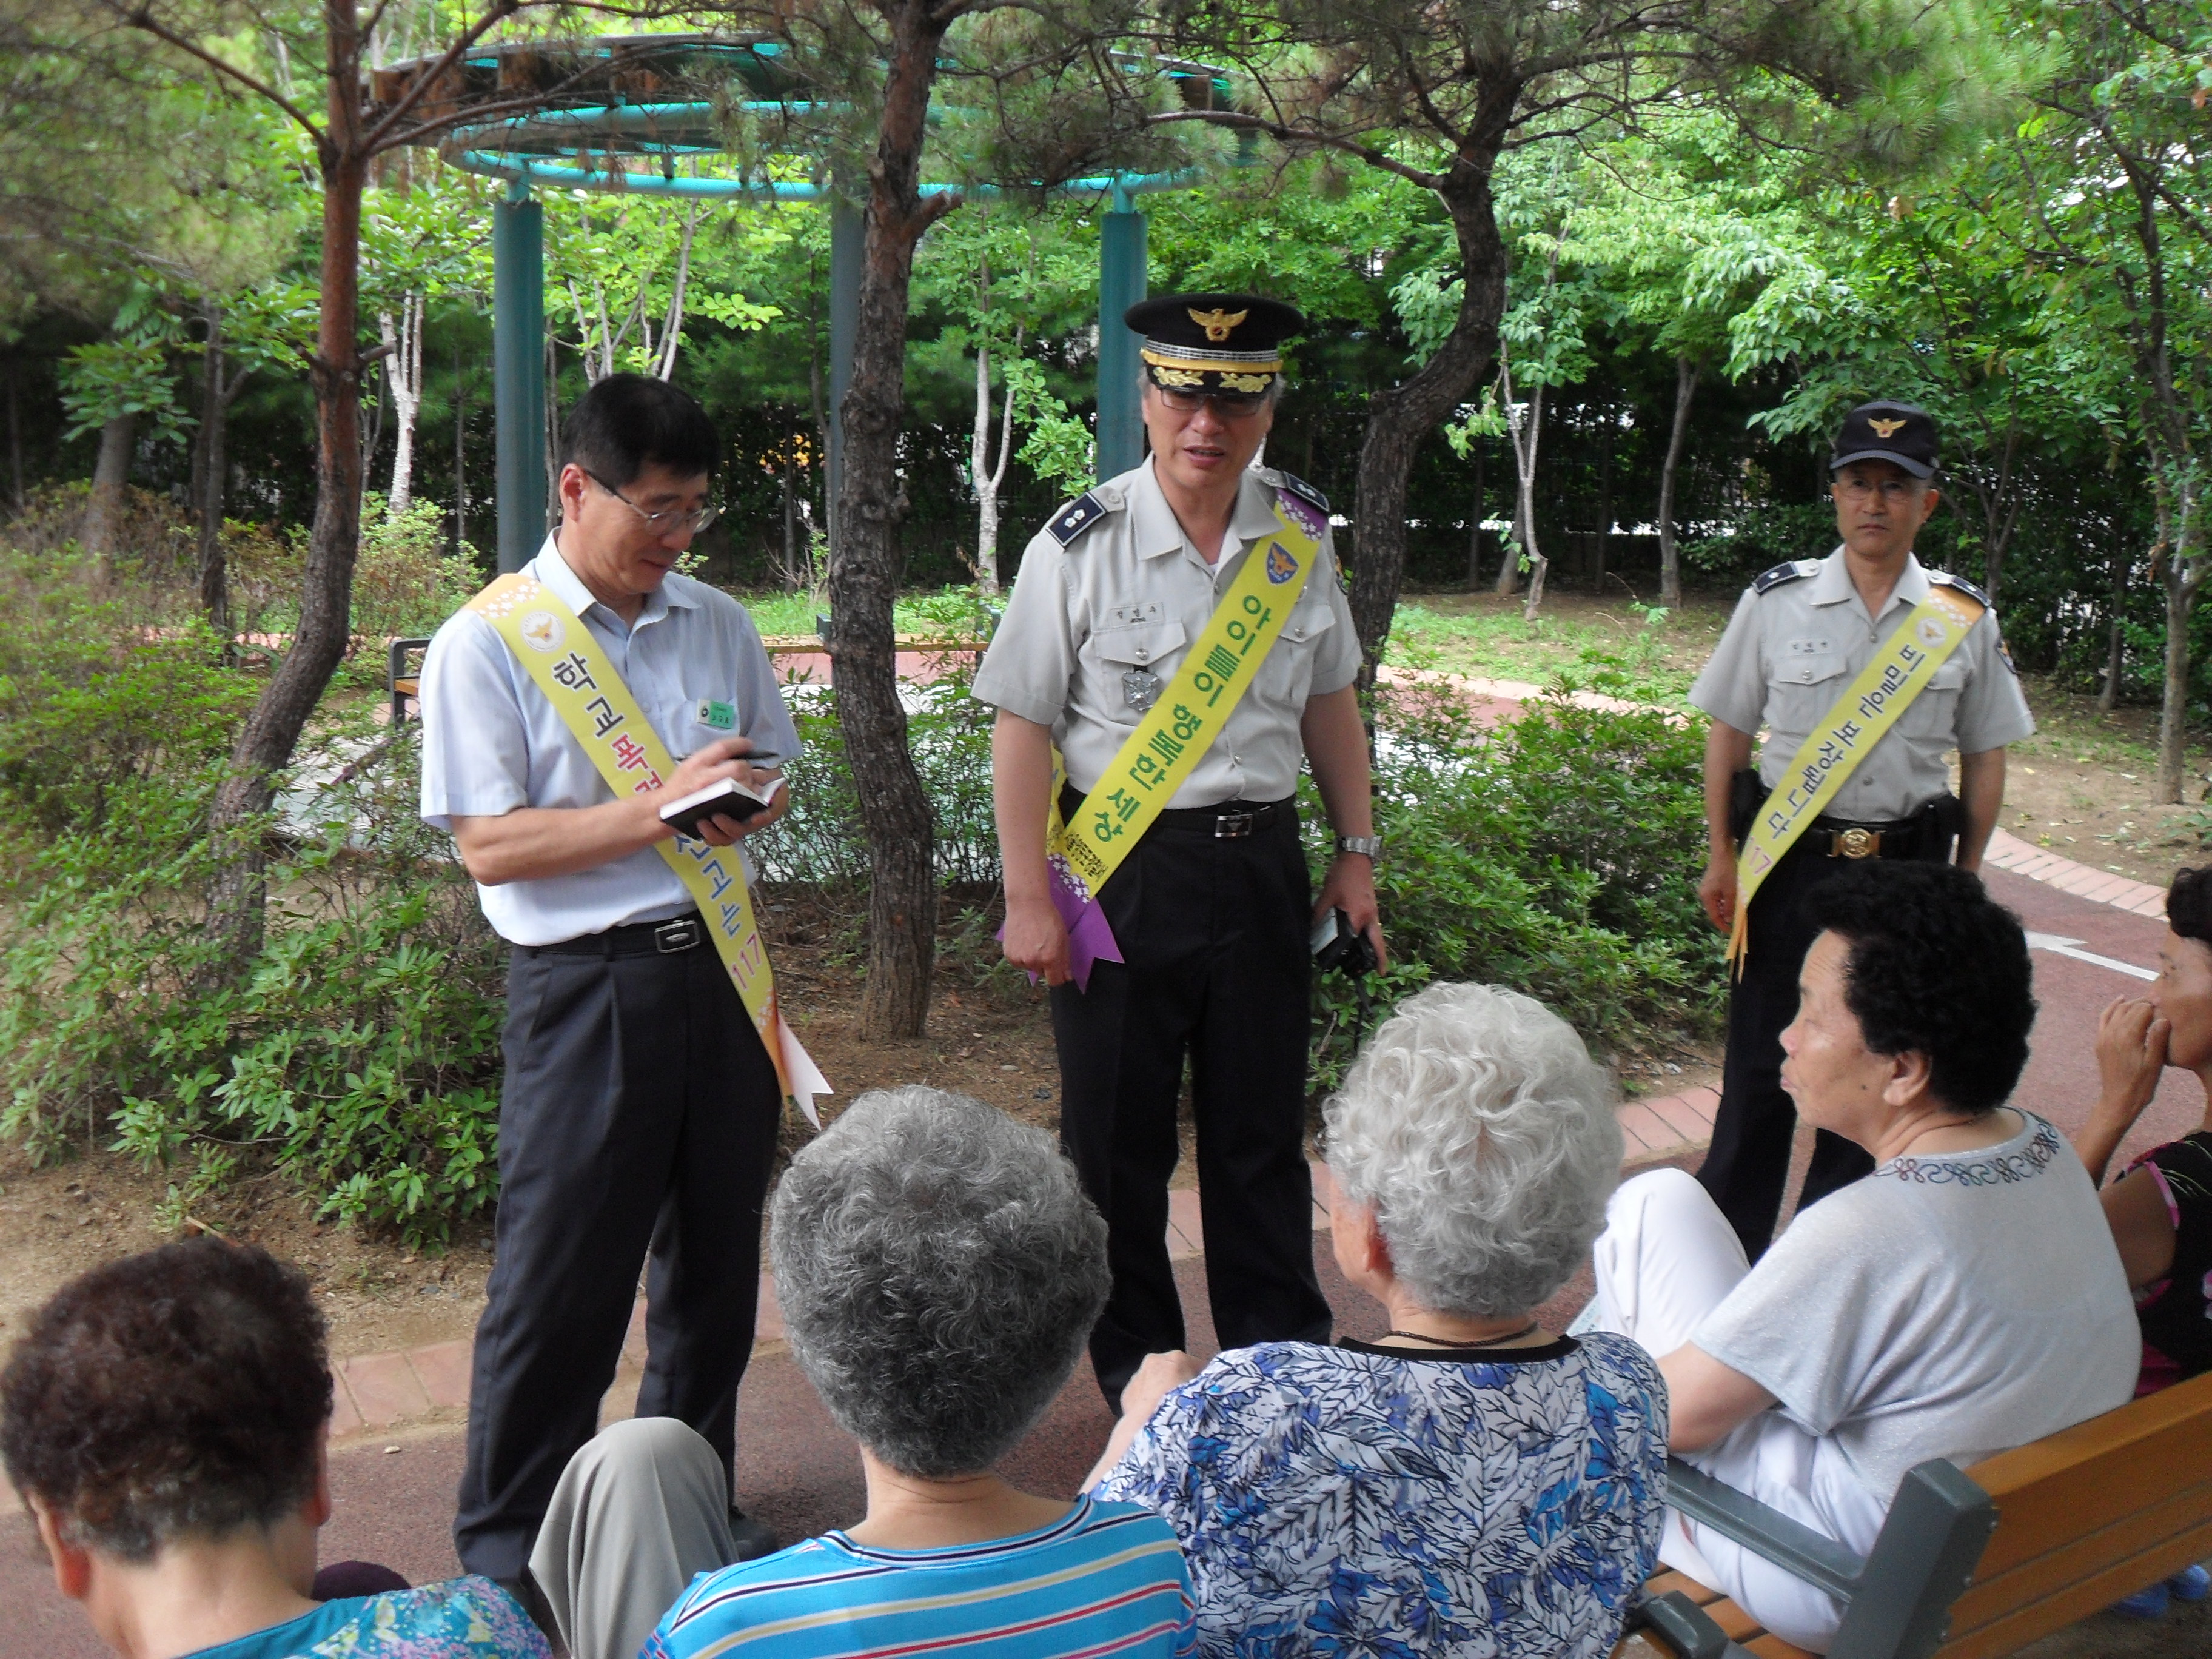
top-left (389, 636), bottom-right (431, 726)
top-left (1620, 1369), bottom-right (2212, 1659)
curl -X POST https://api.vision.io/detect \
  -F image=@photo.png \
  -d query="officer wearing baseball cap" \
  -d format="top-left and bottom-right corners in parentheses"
top-left (1687, 400), bottom-right (2033, 1256)
top-left (974, 292), bottom-right (1383, 1404)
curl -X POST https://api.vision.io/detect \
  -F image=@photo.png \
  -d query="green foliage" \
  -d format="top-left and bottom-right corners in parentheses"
top-left (1305, 689), bottom-right (1721, 1090)
top-left (59, 337), bottom-right (193, 448)
top-left (349, 494), bottom-right (481, 643)
top-left (0, 546), bottom-right (504, 1245)
top-left (0, 548), bottom-right (250, 851)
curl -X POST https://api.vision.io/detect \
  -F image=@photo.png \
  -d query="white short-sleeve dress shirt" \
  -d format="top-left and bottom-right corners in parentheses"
top-left (418, 535), bottom-right (800, 947)
top-left (1689, 548), bottom-right (2033, 822)
top-left (972, 459), bottom-right (1361, 809)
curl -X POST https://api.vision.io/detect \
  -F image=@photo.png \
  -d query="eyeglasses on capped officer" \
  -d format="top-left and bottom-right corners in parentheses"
top-left (1688, 400), bottom-right (2034, 1260)
top-left (973, 292), bottom-right (1386, 1407)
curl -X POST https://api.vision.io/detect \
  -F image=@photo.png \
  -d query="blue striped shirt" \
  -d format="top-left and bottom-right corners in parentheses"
top-left (641, 1496), bottom-right (1196, 1659)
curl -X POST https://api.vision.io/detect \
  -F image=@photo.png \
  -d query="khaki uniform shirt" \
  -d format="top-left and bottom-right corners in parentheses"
top-left (1690, 548), bottom-right (2034, 823)
top-left (974, 458), bottom-right (1361, 808)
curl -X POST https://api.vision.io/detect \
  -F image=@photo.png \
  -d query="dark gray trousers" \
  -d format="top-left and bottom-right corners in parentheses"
top-left (453, 933), bottom-right (782, 1580)
top-left (1050, 809), bottom-right (1333, 1407)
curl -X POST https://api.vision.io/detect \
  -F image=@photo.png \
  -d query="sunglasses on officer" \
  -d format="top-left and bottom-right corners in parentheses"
top-left (1150, 386), bottom-right (1270, 421)
top-left (584, 469), bottom-right (721, 535)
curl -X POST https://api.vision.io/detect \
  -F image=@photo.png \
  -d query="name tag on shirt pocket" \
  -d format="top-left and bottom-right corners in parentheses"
top-left (1780, 637), bottom-right (1839, 683)
top-left (694, 698), bottom-right (737, 731)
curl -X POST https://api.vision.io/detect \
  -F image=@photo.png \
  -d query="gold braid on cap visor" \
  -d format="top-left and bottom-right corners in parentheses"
top-left (1141, 343), bottom-right (1282, 397)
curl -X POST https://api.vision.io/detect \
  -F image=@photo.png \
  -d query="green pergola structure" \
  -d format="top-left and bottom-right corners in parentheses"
top-left (386, 33), bottom-right (1228, 572)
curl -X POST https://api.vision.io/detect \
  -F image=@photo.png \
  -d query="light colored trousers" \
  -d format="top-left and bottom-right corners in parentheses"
top-left (528, 1416), bottom-right (739, 1659)
top-left (1584, 1168), bottom-right (1888, 1654)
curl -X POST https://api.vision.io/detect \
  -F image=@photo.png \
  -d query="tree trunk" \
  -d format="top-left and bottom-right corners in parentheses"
top-left (452, 332), bottom-right (468, 557)
top-left (82, 412), bottom-right (136, 565)
top-left (829, 0), bottom-right (954, 1039)
top-left (206, 22), bottom-right (370, 967)
top-left (1658, 354), bottom-right (1695, 608)
top-left (382, 292), bottom-right (424, 514)
top-left (1349, 161), bottom-right (1509, 678)
top-left (1466, 445), bottom-right (1483, 589)
top-left (2097, 535), bottom-right (2126, 716)
top-left (1515, 381), bottom-right (1548, 622)
top-left (2157, 483), bottom-right (2199, 804)
top-left (197, 300), bottom-right (232, 635)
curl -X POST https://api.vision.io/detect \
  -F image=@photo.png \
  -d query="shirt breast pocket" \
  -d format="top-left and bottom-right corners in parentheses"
top-left (1261, 598), bottom-right (1339, 702)
top-left (1767, 648), bottom-right (1851, 734)
top-left (1089, 620), bottom-right (1189, 718)
top-left (1899, 657), bottom-right (1969, 739)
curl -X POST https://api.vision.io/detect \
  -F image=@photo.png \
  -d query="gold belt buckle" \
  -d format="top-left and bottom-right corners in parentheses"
top-left (1835, 827), bottom-right (1879, 859)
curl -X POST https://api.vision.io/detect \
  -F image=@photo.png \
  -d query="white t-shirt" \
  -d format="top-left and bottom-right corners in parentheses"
top-left (1692, 1110), bottom-right (2137, 1502)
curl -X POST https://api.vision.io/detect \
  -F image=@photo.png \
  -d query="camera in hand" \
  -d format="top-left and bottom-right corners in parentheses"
top-left (1311, 907), bottom-right (1379, 977)
top-left (659, 774), bottom-right (786, 839)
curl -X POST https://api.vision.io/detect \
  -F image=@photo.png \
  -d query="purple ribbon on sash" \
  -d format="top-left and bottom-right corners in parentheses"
top-left (1000, 853), bottom-right (1124, 993)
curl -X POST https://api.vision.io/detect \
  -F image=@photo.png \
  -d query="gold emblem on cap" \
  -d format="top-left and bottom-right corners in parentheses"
top-left (1187, 307), bottom-right (1248, 342)
top-left (1868, 417), bottom-right (1907, 438)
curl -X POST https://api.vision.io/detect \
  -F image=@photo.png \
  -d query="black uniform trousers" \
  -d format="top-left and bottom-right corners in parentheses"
top-left (1050, 800), bottom-right (1334, 1407)
top-left (453, 922), bottom-right (782, 1580)
top-left (1699, 825), bottom-right (1952, 1259)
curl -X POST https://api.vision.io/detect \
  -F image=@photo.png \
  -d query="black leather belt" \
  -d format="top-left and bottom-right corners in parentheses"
top-left (1804, 816), bottom-right (1921, 860)
top-left (518, 912), bottom-right (706, 956)
top-left (1060, 783), bottom-right (1293, 840)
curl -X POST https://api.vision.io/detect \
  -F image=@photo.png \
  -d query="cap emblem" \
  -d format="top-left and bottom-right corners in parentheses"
top-left (1869, 417), bottom-right (1906, 438)
top-left (1187, 306), bottom-right (1248, 342)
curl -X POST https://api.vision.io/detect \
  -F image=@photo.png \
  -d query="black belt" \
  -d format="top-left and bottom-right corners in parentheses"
top-left (1801, 815), bottom-right (1923, 860)
top-left (1059, 783), bottom-right (1292, 840)
top-left (517, 912), bottom-right (706, 957)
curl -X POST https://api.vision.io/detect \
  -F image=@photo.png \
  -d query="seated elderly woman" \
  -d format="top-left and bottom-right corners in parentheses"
top-left (1585, 861), bottom-right (2138, 1652)
top-left (1084, 980), bottom-right (1668, 1658)
top-left (0, 1238), bottom-right (546, 1659)
top-left (2063, 865), bottom-right (2212, 1617)
top-left (2074, 863), bottom-right (2212, 1392)
top-left (524, 1086), bottom-right (1195, 1659)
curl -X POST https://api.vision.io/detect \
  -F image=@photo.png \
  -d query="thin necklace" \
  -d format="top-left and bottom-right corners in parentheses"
top-left (1379, 1321), bottom-right (1542, 1350)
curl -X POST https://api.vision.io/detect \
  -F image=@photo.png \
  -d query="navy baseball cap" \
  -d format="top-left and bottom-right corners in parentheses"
top-left (1831, 401), bottom-right (1938, 477)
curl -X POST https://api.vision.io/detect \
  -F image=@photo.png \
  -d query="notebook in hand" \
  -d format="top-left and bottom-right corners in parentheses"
top-left (659, 773), bottom-right (787, 838)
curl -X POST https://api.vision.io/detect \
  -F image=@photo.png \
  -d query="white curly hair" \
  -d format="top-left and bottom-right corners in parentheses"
top-left (1323, 982), bottom-right (1622, 1317)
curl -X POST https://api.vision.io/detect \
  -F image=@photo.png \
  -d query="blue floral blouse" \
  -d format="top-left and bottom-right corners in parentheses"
top-left (1096, 1334), bottom-right (1667, 1658)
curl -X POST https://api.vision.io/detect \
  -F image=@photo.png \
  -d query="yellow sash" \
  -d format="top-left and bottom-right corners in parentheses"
top-left (1050, 497), bottom-right (1322, 902)
top-left (1729, 581), bottom-right (1986, 970)
top-left (468, 573), bottom-right (830, 1122)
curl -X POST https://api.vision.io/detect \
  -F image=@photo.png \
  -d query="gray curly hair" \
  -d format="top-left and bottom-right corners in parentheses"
top-left (1323, 983), bottom-right (1621, 1318)
top-left (768, 1086), bottom-right (1111, 1478)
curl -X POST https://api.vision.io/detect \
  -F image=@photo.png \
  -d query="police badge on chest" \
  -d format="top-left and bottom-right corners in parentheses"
top-left (1122, 668), bottom-right (1164, 713)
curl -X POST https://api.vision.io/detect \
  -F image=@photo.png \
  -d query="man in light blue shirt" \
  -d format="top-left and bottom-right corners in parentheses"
top-left (418, 374), bottom-right (798, 1597)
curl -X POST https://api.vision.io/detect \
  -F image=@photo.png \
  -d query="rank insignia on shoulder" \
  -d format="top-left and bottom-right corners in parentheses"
top-left (1929, 570), bottom-right (1992, 608)
top-left (1276, 472), bottom-right (1330, 515)
top-left (1047, 491), bottom-right (1113, 547)
top-left (1753, 560), bottom-right (1818, 595)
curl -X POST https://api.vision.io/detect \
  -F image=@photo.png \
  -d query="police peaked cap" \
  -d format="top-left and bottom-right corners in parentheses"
top-left (1126, 292), bottom-right (1305, 400)
top-left (1831, 401), bottom-right (1940, 478)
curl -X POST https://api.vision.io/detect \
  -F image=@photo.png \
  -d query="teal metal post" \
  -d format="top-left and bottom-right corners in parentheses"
top-left (1096, 184), bottom-right (1147, 481)
top-left (493, 181), bottom-right (548, 574)
top-left (826, 198), bottom-right (862, 574)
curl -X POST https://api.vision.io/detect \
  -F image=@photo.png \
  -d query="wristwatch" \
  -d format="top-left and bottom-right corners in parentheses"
top-left (1334, 834), bottom-right (1382, 860)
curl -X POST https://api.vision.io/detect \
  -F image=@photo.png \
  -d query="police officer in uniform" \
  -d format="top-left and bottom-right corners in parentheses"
top-left (1692, 401), bottom-right (2034, 1257)
top-left (975, 293), bottom-right (1386, 1406)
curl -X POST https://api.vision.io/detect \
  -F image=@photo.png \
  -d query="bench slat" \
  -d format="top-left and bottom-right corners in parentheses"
top-left (1963, 1373), bottom-right (2212, 1577)
top-left (1744, 1634), bottom-right (1817, 1659)
top-left (1643, 1571), bottom-right (1722, 1605)
top-left (1936, 1523), bottom-right (2212, 1659)
top-left (1699, 1597), bottom-right (1768, 1641)
top-left (1948, 1478), bottom-right (2212, 1632)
